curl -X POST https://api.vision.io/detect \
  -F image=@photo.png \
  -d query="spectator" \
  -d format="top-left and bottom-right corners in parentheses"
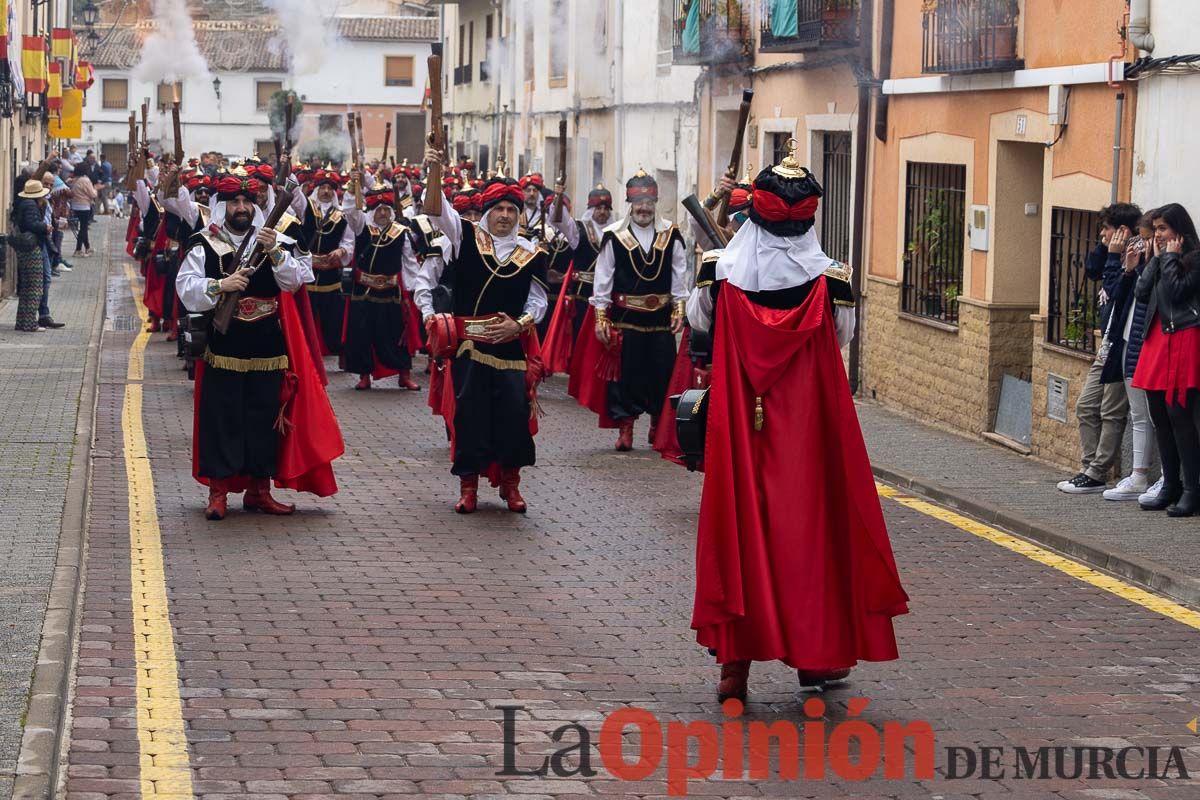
top-left (1057, 202), bottom-right (1142, 494)
top-left (11, 177), bottom-right (49, 332)
top-left (67, 144), bottom-right (83, 165)
top-left (1133, 203), bottom-right (1200, 516)
top-left (112, 190), bottom-right (126, 218)
top-left (69, 169), bottom-right (98, 256)
top-left (98, 154), bottom-right (113, 215)
top-left (39, 161), bottom-right (73, 275)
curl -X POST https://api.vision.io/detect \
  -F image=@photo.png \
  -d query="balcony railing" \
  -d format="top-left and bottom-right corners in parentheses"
top-left (922, 0), bottom-right (1023, 75)
top-left (760, 0), bottom-right (860, 53)
top-left (453, 63), bottom-right (473, 86)
top-left (672, 0), bottom-right (751, 66)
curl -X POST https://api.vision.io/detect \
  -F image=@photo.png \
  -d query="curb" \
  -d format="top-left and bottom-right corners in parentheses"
top-left (11, 226), bottom-right (109, 799)
top-left (872, 462), bottom-right (1200, 610)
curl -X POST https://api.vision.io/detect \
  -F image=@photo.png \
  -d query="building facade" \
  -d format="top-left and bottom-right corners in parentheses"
top-left (441, 0), bottom-right (701, 221)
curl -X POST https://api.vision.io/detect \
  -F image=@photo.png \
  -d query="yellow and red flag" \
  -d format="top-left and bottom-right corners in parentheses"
top-left (0, 1), bottom-right (9, 60)
top-left (22, 35), bottom-right (47, 94)
top-left (50, 27), bottom-right (71, 59)
top-left (49, 88), bottom-right (82, 139)
top-left (47, 62), bottom-right (62, 115)
top-left (75, 60), bottom-right (94, 91)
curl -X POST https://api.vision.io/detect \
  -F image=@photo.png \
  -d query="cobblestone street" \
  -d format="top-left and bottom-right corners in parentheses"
top-left (3, 221), bottom-right (1177, 798)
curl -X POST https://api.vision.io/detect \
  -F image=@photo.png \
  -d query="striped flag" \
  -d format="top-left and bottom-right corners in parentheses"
top-left (50, 27), bottom-right (71, 59)
top-left (22, 35), bottom-right (46, 94)
top-left (0, 1), bottom-right (8, 60)
top-left (48, 61), bottom-right (62, 114)
top-left (76, 60), bottom-right (94, 90)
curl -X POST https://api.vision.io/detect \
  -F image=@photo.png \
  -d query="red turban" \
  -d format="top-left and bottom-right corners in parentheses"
top-left (216, 177), bottom-right (263, 200)
top-left (519, 173), bottom-right (544, 190)
top-left (481, 179), bottom-right (523, 213)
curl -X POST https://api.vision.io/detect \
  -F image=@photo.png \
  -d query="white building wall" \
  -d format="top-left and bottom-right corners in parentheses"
top-left (1131, 0), bottom-right (1200, 213)
top-left (290, 38), bottom-right (430, 108)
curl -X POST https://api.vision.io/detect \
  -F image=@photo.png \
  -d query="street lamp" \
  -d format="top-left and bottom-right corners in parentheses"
top-left (211, 75), bottom-right (221, 102)
top-left (80, 1), bottom-right (100, 27)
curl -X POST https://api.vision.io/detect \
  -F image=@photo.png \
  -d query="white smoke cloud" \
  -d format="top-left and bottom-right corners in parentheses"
top-left (133, 0), bottom-right (211, 84)
top-left (264, 0), bottom-right (341, 77)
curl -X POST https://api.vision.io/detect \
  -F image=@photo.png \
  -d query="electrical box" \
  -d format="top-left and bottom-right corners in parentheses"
top-left (970, 205), bottom-right (990, 251)
top-left (1048, 84), bottom-right (1069, 127)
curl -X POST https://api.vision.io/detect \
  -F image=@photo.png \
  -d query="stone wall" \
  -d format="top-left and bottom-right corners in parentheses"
top-left (1030, 319), bottom-right (1096, 469)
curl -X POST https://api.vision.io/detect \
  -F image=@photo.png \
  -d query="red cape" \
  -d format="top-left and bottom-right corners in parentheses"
top-left (566, 306), bottom-right (617, 429)
top-left (540, 263), bottom-right (576, 376)
top-left (401, 291), bottom-right (424, 355)
top-left (292, 287), bottom-right (329, 386)
top-left (142, 222), bottom-right (167, 318)
top-left (691, 281), bottom-right (908, 669)
top-left (192, 292), bottom-right (344, 496)
top-left (652, 327), bottom-right (693, 467)
top-left (125, 208), bottom-right (141, 257)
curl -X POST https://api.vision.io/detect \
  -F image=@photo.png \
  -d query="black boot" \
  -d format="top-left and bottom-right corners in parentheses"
top-left (1168, 490), bottom-right (1200, 518)
top-left (1141, 483), bottom-right (1182, 511)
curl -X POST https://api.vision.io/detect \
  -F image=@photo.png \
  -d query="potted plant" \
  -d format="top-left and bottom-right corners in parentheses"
top-left (944, 283), bottom-right (960, 308)
top-left (1063, 306), bottom-right (1086, 347)
top-left (981, 0), bottom-right (1019, 62)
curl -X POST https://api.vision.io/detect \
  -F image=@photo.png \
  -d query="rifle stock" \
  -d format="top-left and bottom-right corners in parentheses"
top-left (552, 115), bottom-right (567, 223)
top-left (172, 102), bottom-right (184, 165)
top-left (714, 88), bottom-right (754, 228)
top-left (381, 121), bottom-right (392, 167)
top-left (124, 112), bottom-right (138, 190)
top-left (422, 50), bottom-right (444, 216)
top-left (346, 112), bottom-right (365, 210)
top-left (683, 194), bottom-right (730, 249)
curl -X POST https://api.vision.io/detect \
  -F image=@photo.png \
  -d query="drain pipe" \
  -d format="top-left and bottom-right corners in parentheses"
top-left (1111, 91), bottom-right (1124, 205)
top-left (1128, 0), bottom-right (1155, 53)
top-left (848, 0), bottom-right (874, 395)
top-left (875, 0), bottom-right (894, 143)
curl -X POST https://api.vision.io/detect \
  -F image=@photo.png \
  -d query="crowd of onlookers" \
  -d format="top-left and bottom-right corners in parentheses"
top-left (1059, 202), bottom-right (1200, 518)
top-left (8, 147), bottom-right (115, 332)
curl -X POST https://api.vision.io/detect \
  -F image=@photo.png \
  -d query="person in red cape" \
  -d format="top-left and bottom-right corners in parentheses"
top-left (291, 169), bottom-right (354, 357)
top-left (685, 142), bottom-right (908, 702)
top-left (416, 149), bottom-right (573, 514)
top-left (569, 170), bottom-right (689, 450)
top-left (176, 177), bottom-right (344, 520)
top-left (133, 175), bottom-right (167, 331)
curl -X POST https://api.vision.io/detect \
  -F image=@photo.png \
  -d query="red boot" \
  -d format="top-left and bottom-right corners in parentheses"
top-left (355, 374), bottom-right (371, 390)
top-left (718, 661), bottom-right (751, 703)
top-left (165, 319), bottom-right (178, 341)
top-left (244, 479), bottom-right (296, 515)
top-left (455, 475), bottom-right (479, 514)
top-left (147, 316), bottom-right (161, 333)
top-left (204, 480), bottom-right (229, 521)
top-left (615, 419), bottom-right (635, 452)
top-left (498, 468), bottom-right (528, 513)
top-left (398, 370), bottom-right (420, 391)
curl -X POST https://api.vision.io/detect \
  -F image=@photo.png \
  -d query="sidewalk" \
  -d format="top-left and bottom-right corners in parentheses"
top-left (858, 399), bottom-right (1200, 607)
top-left (0, 233), bottom-right (106, 799)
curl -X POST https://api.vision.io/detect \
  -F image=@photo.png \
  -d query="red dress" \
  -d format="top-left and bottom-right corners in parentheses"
top-left (1132, 319), bottom-right (1200, 406)
top-left (692, 280), bottom-right (909, 670)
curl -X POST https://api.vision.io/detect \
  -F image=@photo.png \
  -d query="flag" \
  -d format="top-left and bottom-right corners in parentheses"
top-left (48, 88), bottom-right (82, 138)
top-left (22, 35), bottom-right (46, 94)
top-left (51, 27), bottom-right (71, 59)
top-left (75, 60), bottom-right (93, 91)
top-left (0, 1), bottom-right (8, 59)
top-left (47, 61), bottom-right (62, 115)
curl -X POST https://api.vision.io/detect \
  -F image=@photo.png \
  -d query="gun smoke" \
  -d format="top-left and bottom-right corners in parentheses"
top-left (133, 0), bottom-right (211, 84)
top-left (265, 0), bottom-right (341, 77)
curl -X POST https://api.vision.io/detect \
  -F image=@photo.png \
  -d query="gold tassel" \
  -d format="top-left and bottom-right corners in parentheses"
top-left (754, 396), bottom-right (764, 431)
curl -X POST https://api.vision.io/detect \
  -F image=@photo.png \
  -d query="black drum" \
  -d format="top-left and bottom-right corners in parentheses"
top-left (672, 388), bottom-right (709, 472)
top-left (132, 237), bottom-right (151, 259)
top-left (340, 266), bottom-right (355, 295)
top-left (183, 313), bottom-right (209, 359)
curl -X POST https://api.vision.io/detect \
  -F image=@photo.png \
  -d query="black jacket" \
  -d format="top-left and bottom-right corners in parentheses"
top-left (1135, 252), bottom-right (1200, 336)
top-left (12, 197), bottom-right (48, 244)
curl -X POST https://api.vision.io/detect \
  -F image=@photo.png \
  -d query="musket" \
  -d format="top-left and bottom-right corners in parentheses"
top-left (346, 112), bottom-right (365, 210)
top-left (381, 121), bottom-right (392, 167)
top-left (497, 104), bottom-right (508, 177)
top-left (683, 193), bottom-right (730, 248)
top-left (714, 88), bottom-right (754, 229)
top-left (355, 111), bottom-right (366, 166)
top-left (124, 112), bottom-right (138, 190)
top-left (422, 45), bottom-right (444, 216)
top-left (172, 100), bottom-right (184, 166)
top-left (211, 176), bottom-right (299, 335)
top-left (552, 114), bottom-right (567, 224)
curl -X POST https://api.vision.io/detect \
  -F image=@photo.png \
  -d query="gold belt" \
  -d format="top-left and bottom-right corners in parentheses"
top-left (234, 296), bottom-right (279, 323)
top-left (357, 272), bottom-right (399, 290)
top-left (613, 292), bottom-right (670, 312)
top-left (306, 282), bottom-right (341, 293)
top-left (457, 314), bottom-right (506, 343)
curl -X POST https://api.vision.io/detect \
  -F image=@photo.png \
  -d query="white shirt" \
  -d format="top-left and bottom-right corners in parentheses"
top-left (417, 203), bottom-right (551, 322)
top-left (590, 218), bottom-right (689, 309)
top-left (307, 196), bottom-right (355, 268)
top-left (341, 198), bottom-right (420, 288)
top-left (175, 225), bottom-right (304, 313)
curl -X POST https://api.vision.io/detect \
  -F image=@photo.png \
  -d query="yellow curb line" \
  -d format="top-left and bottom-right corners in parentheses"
top-left (876, 482), bottom-right (1200, 631)
top-left (122, 263), bottom-right (195, 796)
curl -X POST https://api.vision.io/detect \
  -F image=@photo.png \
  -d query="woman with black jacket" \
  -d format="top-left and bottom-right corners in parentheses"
top-left (1132, 203), bottom-right (1200, 516)
top-left (11, 179), bottom-right (51, 332)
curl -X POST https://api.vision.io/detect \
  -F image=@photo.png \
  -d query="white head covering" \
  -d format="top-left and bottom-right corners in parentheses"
top-left (482, 205), bottom-right (535, 254)
top-left (715, 221), bottom-right (836, 292)
top-left (210, 196), bottom-right (266, 232)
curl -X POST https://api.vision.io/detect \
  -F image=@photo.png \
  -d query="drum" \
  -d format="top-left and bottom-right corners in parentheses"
top-left (672, 387), bottom-right (709, 472)
top-left (427, 313), bottom-right (459, 359)
top-left (340, 266), bottom-right (355, 295)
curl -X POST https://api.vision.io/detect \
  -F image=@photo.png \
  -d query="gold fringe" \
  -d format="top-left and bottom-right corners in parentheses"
top-left (203, 349), bottom-right (289, 373)
top-left (832, 299), bottom-right (856, 307)
top-left (754, 396), bottom-right (764, 431)
top-left (613, 321), bottom-right (673, 333)
top-left (306, 283), bottom-right (342, 293)
top-left (456, 340), bottom-right (527, 371)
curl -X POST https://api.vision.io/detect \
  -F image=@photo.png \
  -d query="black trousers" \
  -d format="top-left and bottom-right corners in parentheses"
top-left (197, 366), bottom-right (283, 480)
top-left (344, 300), bottom-right (410, 375)
top-left (1147, 388), bottom-right (1200, 491)
top-left (606, 328), bottom-right (677, 422)
top-left (450, 358), bottom-right (534, 476)
top-left (308, 289), bottom-right (344, 354)
top-left (162, 265), bottom-right (179, 323)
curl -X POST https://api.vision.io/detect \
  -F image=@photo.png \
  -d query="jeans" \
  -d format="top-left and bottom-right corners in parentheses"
top-left (39, 244), bottom-right (51, 319)
top-left (1124, 378), bottom-right (1156, 473)
top-left (73, 208), bottom-right (93, 252)
top-left (1075, 354), bottom-right (1130, 481)
top-left (50, 228), bottom-right (64, 267)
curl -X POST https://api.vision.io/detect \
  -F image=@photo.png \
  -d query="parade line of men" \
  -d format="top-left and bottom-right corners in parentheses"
top-left (121, 137), bottom-right (907, 702)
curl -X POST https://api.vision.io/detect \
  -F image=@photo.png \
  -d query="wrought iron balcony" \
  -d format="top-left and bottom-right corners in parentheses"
top-left (672, 0), bottom-right (752, 66)
top-left (760, 0), bottom-right (860, 53)
top-left (922, 0), bottom-right (1023, 75)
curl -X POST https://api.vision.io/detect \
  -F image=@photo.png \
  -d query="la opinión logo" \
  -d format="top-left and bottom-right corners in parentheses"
top-left (498, 701), bottom-right (1192, 796)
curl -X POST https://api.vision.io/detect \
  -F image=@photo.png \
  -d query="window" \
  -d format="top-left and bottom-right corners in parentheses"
top-left (254, 140), bottom-right (278, 161)
top-left (477, 144), bottom-right (490, 175)
top-left (768, 132), bottom-right (792, 167)
top-left (1047, 207), bottom-right (1103, 354)
top-left (256, 80), bottom-right (282, 110)
top-left (385, 56), bottom-right (414, 87)
top-left (319, 114), bottom-right (343, 134)
top-left (549, 0), bottom-right (568, 84)
top-left (458, 24), bottom-right (466, 71)
top-left (102, 78), bottom-right (128, 110)
top-left (819, 132), bottom-right (852, 264)
top-left (157, 81), bottom-right (183, 111)
top-left (482, 14), bottom-right (493, 81)
top-left (901, 161), bottom-right (967, 324)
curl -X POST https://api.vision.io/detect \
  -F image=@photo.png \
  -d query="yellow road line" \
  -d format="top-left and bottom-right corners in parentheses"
top-left (122, 264), bottom-right (195, 796)
top-left (877, 482), bottom-right (1200, 630)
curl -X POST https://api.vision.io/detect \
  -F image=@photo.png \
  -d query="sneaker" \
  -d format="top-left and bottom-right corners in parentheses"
top-left (59, 264), bottom-right (72, 272)
top-left (1056, 472), bottom-right (1087, 491)
top-left (1139, 476), bottom-right (1166, 505)
top-left (1059, 474), bottom-right (1107, 494)
top-left (50, 269), bottom-right (61, 277)
top-left (1104, 475), bottom-right (1149, 501)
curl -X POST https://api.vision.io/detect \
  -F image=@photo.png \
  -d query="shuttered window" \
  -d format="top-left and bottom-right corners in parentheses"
top-left (102, 78), bottom-right (127, 110)
top-left (385, 56), bottom-right (414, 87)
